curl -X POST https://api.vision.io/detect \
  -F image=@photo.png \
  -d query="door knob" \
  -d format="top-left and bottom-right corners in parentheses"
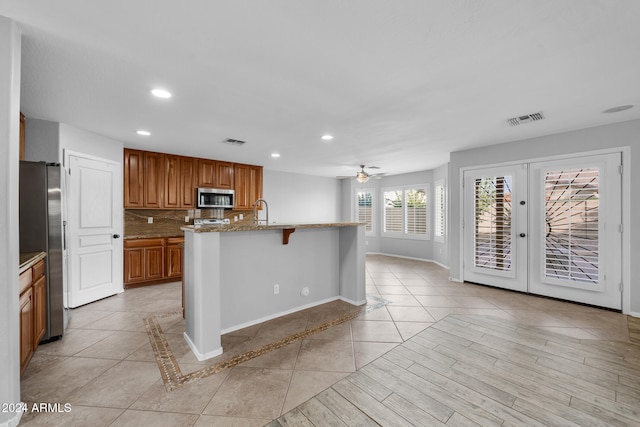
top-left (520, 200), bottom-right (526, 205)
top-left (113, 234), bottom-right (121, 239)
top-left (519, 233), bottom-right (526, 238)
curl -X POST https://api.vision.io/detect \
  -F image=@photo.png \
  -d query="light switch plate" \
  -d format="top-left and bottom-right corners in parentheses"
top-left (147, 217), bottom-right (153, 224)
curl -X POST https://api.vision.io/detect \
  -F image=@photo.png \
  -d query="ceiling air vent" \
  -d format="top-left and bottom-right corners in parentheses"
top-left (222, 138), bottom-right (246, 146)
top-left (507, 111), bottom-right (545, 126)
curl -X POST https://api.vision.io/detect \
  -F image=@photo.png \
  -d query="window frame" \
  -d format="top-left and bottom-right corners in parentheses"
top-left (354, 187), bottom-right (376, 236)
top-left (382, 184), bottom-right (430, 240)
top-left (434, 180), bottom-right (446, 243)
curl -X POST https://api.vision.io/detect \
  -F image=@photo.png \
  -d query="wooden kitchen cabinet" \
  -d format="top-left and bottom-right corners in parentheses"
top-left (180, 157), bottom-right (197, 208)
top-left (234, 163), bottom-right (263, 209)
top-left (166, 237), bottom-right (184, 278)
top-left (144, 152), bottom-right (164, 208)
top-left (215, 161), bottom-right (235, 189)
top-left (124, 149), bottom-right (145, 207)
top-left (124, 237), bottom-right (185, 287)
top-left (32, 274), bottom-right (47, 349)
top-left (125, 148), bottom-right (261, 209)
top-left (19, 257), bottom-right (46, 376)
top-left (198, 159), bottom-right (216, 187)
top-left (164, 154), bottom-right (181, 209)
top-left (198, 159), bottom-right (234, 189)
top-left (19, 287), bottom-right (33, 376)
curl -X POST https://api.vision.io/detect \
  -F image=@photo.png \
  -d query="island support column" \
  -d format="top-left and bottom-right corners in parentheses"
top-left (339, 225), bottom-right (367, 305)
top-left (183, 231), bottom-right (223, 360)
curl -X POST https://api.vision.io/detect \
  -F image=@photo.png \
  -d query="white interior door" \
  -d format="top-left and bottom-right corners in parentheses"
top-left (463, 164), bottom-right (528, 292)
top-left (529, 153), bottom-right (622, 309)
top-left (67, 154), bottom-right (122, 307)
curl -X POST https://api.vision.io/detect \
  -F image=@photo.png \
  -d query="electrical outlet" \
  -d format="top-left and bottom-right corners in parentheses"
top-left (239, 214), bottom-right (244, 220)
top-left (184, 216), bottom-right (190, 223)
top-left (234, 216), bottom-right (238, 222)
top-left (273, 284), bottom-right (280, 295)
top-left (147, 217), bottom-right (153, 224)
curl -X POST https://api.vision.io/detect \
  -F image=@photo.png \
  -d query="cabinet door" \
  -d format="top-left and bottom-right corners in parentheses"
top-left (166, 244), bottom-right (183, 278)
top-left (248, 165), bottom-right (263, 209)
top-left (198, 159), bottom-right (216, 187)
top-left (180, 157), bottom-right (197, 208)
top-left (145, 246), bottom-right (164, 280)
top-left (233, 164), bottom-right (250, 209)
top-left (124, 149), bottom-right (145, 208)
top-left (164, 155), bottom-right (181, 209)
top-left (144, 152), bottom-right (164, 208)
top-left (124, 248), bottom-right (145, 283)
top-left (32, 275), bottom-right (47, 348)
top-left (215, 161), bottom-right (235, 189)
top-left (20, 287), bottom-right (34, 376)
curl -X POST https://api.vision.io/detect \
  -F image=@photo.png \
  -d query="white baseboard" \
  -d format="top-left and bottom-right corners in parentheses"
top-left (183, 332), bottom-right (223, 361)
top-left (629, 311), bottom-right (640, 318)
top-left (366, 252), bottom-right (450, 270)
top-left (220, 296), bottom-right (341, 334)
top-left (339, 296), bottom-right (367, 306)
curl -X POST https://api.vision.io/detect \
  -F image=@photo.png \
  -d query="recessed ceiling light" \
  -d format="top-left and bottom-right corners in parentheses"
top-left (271, 153), bottom-right (281, 158)
top-left (603, 104), bottom-right (634, 113)
top-left (136, 130), bottom-right (151, 136)
top-left (321, 135), bottom-right (334, 141)
top-left (150, 88), bottom-right (172, 99)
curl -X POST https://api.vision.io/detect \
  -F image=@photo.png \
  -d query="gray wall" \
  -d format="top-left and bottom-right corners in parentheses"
top-left (263, 169), bottom-right (341, 224)
top-left (0, 15), bottom-right (22, 427)
top-left (59, 123), bottom-right (124, 164)
top-left (24, 118), bottom-right (59, 162)
top-left (449, 119), bottom-right (640, 313)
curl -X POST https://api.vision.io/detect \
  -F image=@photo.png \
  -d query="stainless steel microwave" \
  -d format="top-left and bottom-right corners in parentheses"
top-left (197, 188), bottom-right (235, 209)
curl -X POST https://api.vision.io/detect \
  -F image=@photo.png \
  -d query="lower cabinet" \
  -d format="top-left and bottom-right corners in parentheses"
top-left (19, 258), bottom-right (46, 376)
top-left (124, 237), bottom-right (184, 286)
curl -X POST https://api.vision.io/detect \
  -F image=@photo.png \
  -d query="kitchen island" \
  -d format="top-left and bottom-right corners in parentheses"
top-left (181, 222), bottom-right (366, 360)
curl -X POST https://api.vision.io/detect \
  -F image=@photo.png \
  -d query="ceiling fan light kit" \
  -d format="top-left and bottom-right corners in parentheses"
top-left (356, 165), bottom-right (370, 183)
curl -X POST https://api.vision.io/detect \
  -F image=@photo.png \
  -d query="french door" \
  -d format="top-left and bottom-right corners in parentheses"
top-left (463, 153), bottom-right (622, 309)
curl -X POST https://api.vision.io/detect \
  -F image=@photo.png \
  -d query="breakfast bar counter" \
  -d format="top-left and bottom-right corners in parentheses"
top-left (181, 222), bottom-right (366, 360)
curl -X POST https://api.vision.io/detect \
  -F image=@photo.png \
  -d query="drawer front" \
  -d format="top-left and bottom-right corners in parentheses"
top-left (32, 259), bottom-right (45, 280)
top-left (19, 268), bottom-right (33, 295)
top-left (124, 238), bottom-right (165, 249)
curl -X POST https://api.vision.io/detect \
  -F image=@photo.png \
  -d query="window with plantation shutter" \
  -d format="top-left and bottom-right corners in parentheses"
top-left (435, 181), bottom-right (445, 242)
top-left (355, 188), bottom-right (374, 235)
top-left (383, 185), bottom-right (429, 239)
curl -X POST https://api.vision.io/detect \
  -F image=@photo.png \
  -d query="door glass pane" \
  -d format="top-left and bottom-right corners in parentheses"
top-left (544, 168), bottom-right (599, 284)
top-left (474, 176), bottom-right (512, 271)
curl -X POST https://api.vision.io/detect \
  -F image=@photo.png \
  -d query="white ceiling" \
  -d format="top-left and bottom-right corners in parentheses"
top-left (3, 1), bottom-right (640, 178)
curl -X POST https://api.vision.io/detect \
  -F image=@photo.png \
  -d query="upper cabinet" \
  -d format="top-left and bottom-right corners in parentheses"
top-left (125, 148), bottom-right (260, 210)
top-left (124, 149), bottom-right (145, 207)
top-left (234, 163), bottom-right (263, 210)
top-left (198, 159), bottom-right (234, 189)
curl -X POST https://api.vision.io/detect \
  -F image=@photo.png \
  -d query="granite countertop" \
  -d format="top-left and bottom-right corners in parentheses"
top-left (124, 231), bottom-right (185, 240)
top-left (182, 222), bottom-right (363, 233)
top-left (20, 251), bottom-right (46, 274)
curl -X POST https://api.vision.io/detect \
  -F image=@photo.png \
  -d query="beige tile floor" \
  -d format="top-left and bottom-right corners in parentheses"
top-left (19, 254), bottom-right (631, 426)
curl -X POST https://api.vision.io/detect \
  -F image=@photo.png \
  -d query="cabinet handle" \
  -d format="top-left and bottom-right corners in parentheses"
top-left (113, 234), bottom-right (121, 239)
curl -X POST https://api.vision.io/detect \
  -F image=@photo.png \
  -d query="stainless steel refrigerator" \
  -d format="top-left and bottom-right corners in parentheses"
top-left (19, 161), bottom-right (66, 341)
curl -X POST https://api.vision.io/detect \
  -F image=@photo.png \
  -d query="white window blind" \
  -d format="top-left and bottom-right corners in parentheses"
top-left (435, 181), bottom-right (445, 241)
top-left (355, 189), bottom-right (374, 233)
top-left (383, 186), bottom-right (429, 239)
top-left (384, 190), bottom-right (403, 233)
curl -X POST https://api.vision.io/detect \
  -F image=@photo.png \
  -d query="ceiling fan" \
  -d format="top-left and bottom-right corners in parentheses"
top-left (337, 165), bottom-right (385, 182)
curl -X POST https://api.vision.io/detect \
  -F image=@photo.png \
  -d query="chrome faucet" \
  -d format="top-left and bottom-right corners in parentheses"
top-left (253, 199), bottom-right (269, 225)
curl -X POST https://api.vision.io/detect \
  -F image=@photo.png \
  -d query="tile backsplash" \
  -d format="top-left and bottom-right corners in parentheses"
top-left (124, 209), bottom-right (255, 237)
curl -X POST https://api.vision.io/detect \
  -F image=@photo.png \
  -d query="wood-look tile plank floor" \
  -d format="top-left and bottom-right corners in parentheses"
top-left (269, 313), bottom-right (640, 426)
